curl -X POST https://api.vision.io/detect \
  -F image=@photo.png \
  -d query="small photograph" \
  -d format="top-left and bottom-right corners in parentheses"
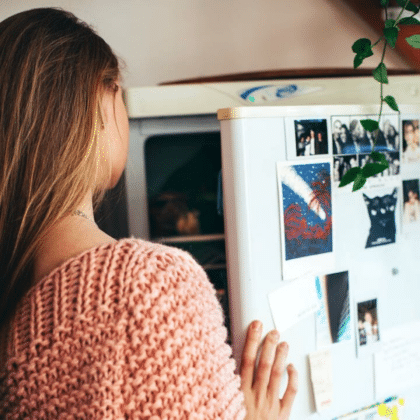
top-left (403, 179), bottom-right (420, 224)
top-left (402, 119), bottom-right (420, 163)
top-left (358, 152), bottom-right (400, 178)
top-left (332, 116), bottom-right (350, 155)
top-left (357, 299), bottom-right (380, 347)
top-left (332, 155), bottom-right (358, 183)
top-left (383, 151), bottom-right (400, 176)
top-left (279, 161), bottom-right (332, 260)
top-left (315, 272), bottom-right (351, 345)
top-left (332, 115), bottom-right (399, 155)
top-left (294, 119), bottom-right (328, 156)
top-left (381, 117), bottom-right (400, 152)
top-left (363, 188), bottom-right (398, 248)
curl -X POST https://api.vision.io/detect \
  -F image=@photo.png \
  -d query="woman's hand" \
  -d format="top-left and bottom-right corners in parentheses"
top-left (240, 321), bottom-right (298, 420)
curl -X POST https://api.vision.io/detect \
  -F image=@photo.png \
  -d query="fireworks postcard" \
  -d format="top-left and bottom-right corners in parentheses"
top-left (277, 159), bottom-right (334, 279)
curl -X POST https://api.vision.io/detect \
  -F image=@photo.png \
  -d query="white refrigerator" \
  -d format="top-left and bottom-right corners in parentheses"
top-left (217, 98), bottom-right (420, 419)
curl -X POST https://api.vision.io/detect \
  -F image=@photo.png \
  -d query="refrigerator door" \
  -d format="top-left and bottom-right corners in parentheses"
top-left (219, 103), bottom-right (420, 419)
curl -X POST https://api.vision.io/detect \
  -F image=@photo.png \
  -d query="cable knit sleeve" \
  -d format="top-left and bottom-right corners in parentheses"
top-left (116, 244), bottom-right (247, 420)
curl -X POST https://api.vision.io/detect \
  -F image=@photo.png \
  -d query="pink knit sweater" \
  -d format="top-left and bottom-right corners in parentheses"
top-left (0, 237), bottom-right (246, 420)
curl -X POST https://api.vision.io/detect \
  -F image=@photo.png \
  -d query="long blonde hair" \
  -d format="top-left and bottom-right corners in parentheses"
top-left (0, 7), bottom-right (126, 325)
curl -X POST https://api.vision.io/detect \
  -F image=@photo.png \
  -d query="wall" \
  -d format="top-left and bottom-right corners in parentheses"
top-left (1, 0), bottom-right (411, 88)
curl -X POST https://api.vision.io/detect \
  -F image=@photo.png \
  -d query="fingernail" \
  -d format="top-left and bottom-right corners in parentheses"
top-left (252, 321), bottom-right (262, 331)
top-left (271, 330), bottom-right (280, 341)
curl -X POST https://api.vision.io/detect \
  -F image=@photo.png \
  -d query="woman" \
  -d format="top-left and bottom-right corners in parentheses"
top-left (0, 8), bottom-right (297, 419)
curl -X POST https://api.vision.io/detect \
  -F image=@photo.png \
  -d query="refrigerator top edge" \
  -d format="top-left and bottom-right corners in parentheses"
top-left (125, 75), bottom-right (420, 119)
top-left (217, 103), bottom-right (420, 120)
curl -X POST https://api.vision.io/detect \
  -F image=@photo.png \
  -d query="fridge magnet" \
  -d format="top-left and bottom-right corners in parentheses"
top-left (315, 271), bottom-right (352, 347)
top-left (278, 160), bottom-right (332, 261)
top-left (402, 179), bottom-right (420, 224)
top-left (294, 119), bottom-right (329, 157)
top-left (363, 188), bottom-right (398, 248)
top-left (332, 396), bottom-right (405, 420)
top-left (402, 119), bottom-right (420, 164)
top-left (356, 298), bottom-right (381, 358)
top-left (332, 115), bottom-right (399, 156)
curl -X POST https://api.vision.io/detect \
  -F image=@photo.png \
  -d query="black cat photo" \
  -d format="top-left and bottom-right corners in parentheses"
top-left (363, 188), bottom-right (398, 248)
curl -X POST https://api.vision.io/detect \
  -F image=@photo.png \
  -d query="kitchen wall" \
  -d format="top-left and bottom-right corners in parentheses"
top-left (1, 0), bottom-right (411, 87)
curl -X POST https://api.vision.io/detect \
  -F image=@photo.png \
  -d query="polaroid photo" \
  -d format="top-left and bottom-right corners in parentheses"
top-left (315, 271), bottom-right (352, 348)
top-left (356, 298), bottom-right (381, 358)
top-left (362, 188), bottom-right (398, 248)
top-left (294, 119), bottom-right (329, 157)
top-left (277, 159), bottom-right (334, 280)
top-left (402, 179), bottom-right (420, 225)
top-left (402, 119), bottom-right (420, 164)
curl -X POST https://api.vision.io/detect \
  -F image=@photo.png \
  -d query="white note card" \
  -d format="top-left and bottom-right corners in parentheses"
top-left (309, 348), bottom-right (333, 412)
top-left (268, 275), bottom-right (319, 333)
top-left (374, 320), bottom-right (420, 399)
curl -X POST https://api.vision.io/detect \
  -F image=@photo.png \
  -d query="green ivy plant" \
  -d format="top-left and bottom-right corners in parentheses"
top-left (339, 0), bottom-right (420, 191)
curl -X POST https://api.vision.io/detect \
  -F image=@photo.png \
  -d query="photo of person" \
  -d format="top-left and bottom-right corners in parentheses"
top-left (359, 152), bottom-right (400, 178)
top-left (385, 151), bottom-right (400, 176)
top-left (357, 299), bottom-right (379, 347)
top-left (279, 162), bottom-right (332, 260)
top-left (332, 155), bottom-right (358, 183)
top-left (402, 120), bottom-right (420, 164)
top-left (332, 115), bottom-right (399, 156)
top-left (315, 272), bottom-right (351, 346)
top-left (332, 117), bottom-right (350, 155)
top-left (381, 118), bottom-right (400, 151)
top-left (403, 179), bottom-right (420, 224)
top-left (295, 119), bottom-right (328, 156)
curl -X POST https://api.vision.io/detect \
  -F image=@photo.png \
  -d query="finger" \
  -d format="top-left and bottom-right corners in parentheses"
top-left (266, 341), bottom-right (289, 402)
top-left (240, 321), bottom-right (262, 390)
top-left (252, 330), bottom-right (279, 392)
top-left (279, 364), bottom-right (298, 418)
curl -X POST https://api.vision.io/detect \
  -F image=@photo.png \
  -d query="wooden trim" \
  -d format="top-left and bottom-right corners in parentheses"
top-left (159, 67), bottom-right (418, 86)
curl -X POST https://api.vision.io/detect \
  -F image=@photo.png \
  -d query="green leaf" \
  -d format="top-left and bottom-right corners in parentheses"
top-left (353, 173), bottom-right (367, 192)
top-left (360, 119), bottom-right (379, 132)
top-left (384, 27), bottom-right (399, 48)
top-left (406, 34), bottom-right (420, 48)
top-left (370, 151), bottom-right (388, 165)
top-left (362, 163), bottom-right (389, 178)
top-left (399, 17), bottom-right (420, 25)
top-left (373, 63), bottom-right (389, 84)
top-left (339, 167), bottom-right (361, 187)
top-left (352, 38), bottom-right (374, 69)
top-left (354, 54), bottom-right (364, 69)
top-left (380, 0), bottom-right (389, 6)
top-left (384, 95), bottom-right (400, 112)
top-left (352, 38), bottom-right (373, 56)
top-left (395, 0), bottom-right (419, 13)
top-left (385, 19), bottom-right (396, 28)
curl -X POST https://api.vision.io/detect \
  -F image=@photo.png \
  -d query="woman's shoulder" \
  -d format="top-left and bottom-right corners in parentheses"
top-left (32, 225), bottom-right (118, 287)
